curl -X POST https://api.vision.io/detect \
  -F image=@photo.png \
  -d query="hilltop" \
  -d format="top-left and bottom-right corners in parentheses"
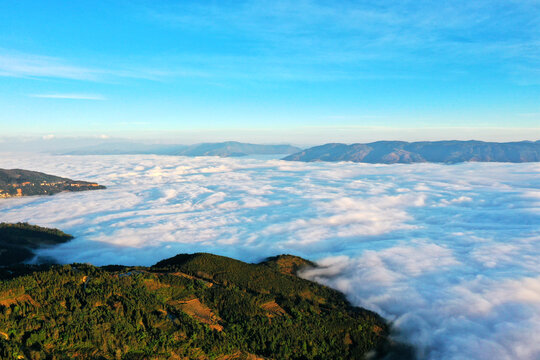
top-left (284, 140), bottom-right (540, 164)
top-left (0, 251), bottom-right (413, 359)
top-left (0, 168), bottom-right (105, 198)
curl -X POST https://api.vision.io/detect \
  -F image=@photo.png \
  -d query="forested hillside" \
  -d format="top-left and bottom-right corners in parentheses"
top-left (0, 253), bottom-right (412, 360)
top-left (0, 168), bottom-right (105, 198)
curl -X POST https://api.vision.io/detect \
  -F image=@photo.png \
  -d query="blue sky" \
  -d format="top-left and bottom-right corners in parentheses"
top-left (1, 0), bottom-right (539, 143)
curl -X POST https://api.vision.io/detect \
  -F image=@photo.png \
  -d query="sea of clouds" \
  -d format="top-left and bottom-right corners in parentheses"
top-left (1, 153), bottom-right (539, 359)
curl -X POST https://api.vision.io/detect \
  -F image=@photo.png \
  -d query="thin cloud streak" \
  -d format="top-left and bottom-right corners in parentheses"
top-left (0, 52), bottom-right (100, 81)
top-left (3, 1), bottom-right (540, 84)
top-left (145, 1), bottom-right (540, 82)
top-left (0, 50), bottom-right (207, 83)
top-left (30, 94), bottom-right (106, 100)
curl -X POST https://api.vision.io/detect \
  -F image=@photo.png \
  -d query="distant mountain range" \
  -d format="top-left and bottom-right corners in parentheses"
top-left (284, 140), bottom-right (540, 163)
top-left (3, 137), bottom-right (540, 163)
top-left (62, 141), bottom-right (302, 157)
top-left (0, 168), bottom-right (105, 198)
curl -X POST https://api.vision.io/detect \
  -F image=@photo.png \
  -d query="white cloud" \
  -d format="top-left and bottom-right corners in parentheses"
top-left (0, 154), bottom-right (539, 359)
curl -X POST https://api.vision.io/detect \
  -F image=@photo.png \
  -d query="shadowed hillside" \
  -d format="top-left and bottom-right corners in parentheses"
top-left (0, 223), bottom-right (73, 266)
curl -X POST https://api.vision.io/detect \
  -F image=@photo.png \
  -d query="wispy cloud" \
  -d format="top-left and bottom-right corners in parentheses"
top-left (2, 2), bottom-right (540, 85)
top-left (30, 93), bottom-right (106, 100)
top-left (3, 2), bottom-right (539, 84)
top-left (0, 50), bottom-right (207, 83)
top-left (0, 52), bottom-right (100, 81)
top-left (143, 1), bottom-right (540, 82)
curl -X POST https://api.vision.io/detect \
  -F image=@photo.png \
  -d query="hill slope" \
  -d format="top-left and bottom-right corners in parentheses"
top-left (0, 168), bottom-right (105, 198)
top-left (0, 252), bottom-right (412, 359)
top-left (284, 140), bottom-right (540, 163)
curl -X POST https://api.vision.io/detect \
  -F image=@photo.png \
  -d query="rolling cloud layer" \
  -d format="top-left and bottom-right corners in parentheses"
top-left (0, 154), bottom-right (539, 359)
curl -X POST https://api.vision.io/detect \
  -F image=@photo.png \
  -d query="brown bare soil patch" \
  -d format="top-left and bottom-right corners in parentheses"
top-left (0, 293), bottom-right (39, 308)
top-left (269, 255), bottom-right (314, 276)
top-left (273, 258), bottom-right (298, 275)
top-left (170, 271), bottom-right (195, 280)
top-left (344, 332), bottom-right (352, 345)
top-left (143, 278), bottom-right (170, 291)
top-left (372, 325), bottom-right (384, 335)
top-left (299, 289), bottom-right (314, 300)
top-left (174, 298), bottom-right (223, 331)
top-left (156, 308), bottom-right (168, 316)
top-left (0, 288), bottom-right (23, 301)
top-left (167, 271), bottom-right (214, 287)
top-left (299, 289), bottom-right (325, 304)
top-left (166, 352), bottom-right (185, 360)
top-left (260, 300), bottom-right (286, 317)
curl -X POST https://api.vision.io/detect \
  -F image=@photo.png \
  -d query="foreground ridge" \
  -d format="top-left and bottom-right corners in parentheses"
top-left (0, 252), bottom-right (413, 359)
